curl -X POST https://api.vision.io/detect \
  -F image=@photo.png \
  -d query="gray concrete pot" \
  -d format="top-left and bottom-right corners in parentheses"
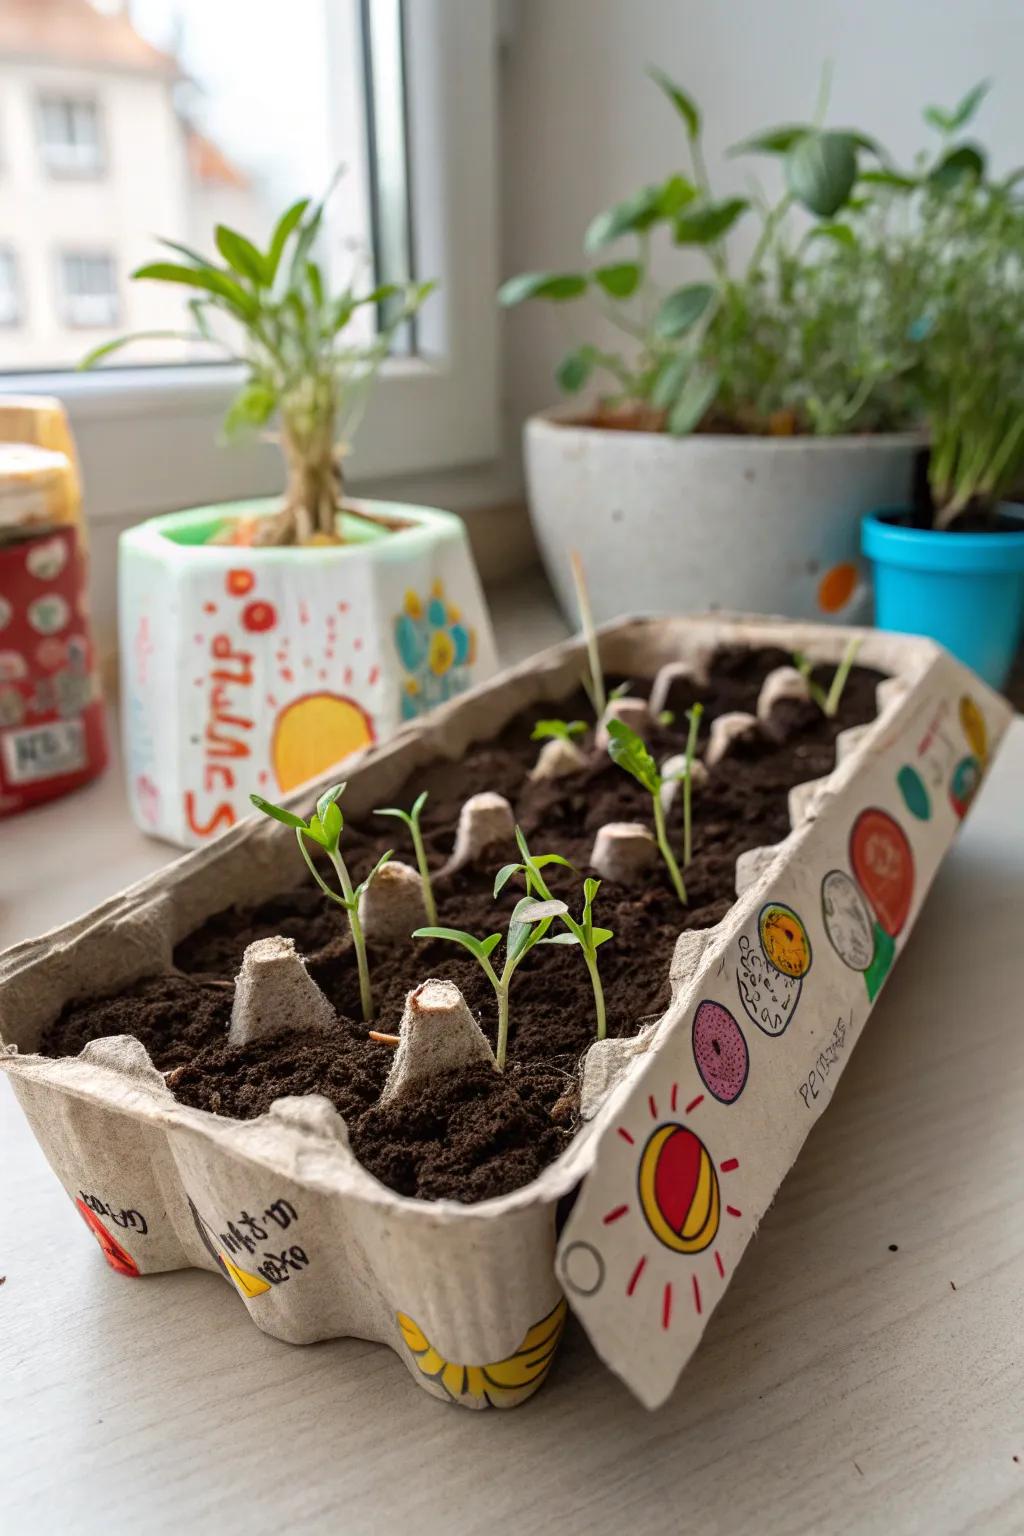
top-left (525, 410), bottom-right (921, 626)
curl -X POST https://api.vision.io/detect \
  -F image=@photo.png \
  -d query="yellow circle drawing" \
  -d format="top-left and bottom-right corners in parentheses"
top-left (638, 1124), bottom-right (720, 1254)
top-left (403, 588), bottom-right (423, 620)
top-left (272, 692), bottom-right (374, 793)
top-left (759, 902), bottom-right (812, 978)
top-left (428, 627), bottom-right (455, 676)
top-left (397, 1299), bottom-right (567, 1409)
top-left (959, 695), bottom-right (988, 765)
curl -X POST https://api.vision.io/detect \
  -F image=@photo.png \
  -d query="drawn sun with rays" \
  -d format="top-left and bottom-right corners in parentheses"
top-left (604, 1085), bottom-right (742, 1328)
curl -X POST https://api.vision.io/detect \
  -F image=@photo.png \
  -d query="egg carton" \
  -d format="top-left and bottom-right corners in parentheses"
top-left (0, 617), bottom-right (1010, 1410)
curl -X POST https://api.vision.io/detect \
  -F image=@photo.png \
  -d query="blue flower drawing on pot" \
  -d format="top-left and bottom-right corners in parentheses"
top-left (394, 580), bottom-right (477, 719)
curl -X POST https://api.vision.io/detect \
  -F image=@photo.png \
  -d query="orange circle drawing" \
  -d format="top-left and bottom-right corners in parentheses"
top-left (272, 692), bottom-right (375, 792)
top-left (226, 568), bottom-right (255, 597)
top-left (849, 807), bottom-right (914, 936)
top-left (759, 902), bottom-right (812, 978)
top-left (817, 561), bottom-right (859, 614)
top-left (638, 1124), bottom-right (720, 1254)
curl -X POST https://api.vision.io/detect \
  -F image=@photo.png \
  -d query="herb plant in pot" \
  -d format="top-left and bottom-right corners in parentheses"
top-left (86, 180), bottom-right (497, 846)
top-left (500, 70), bottom-right (921, 630)
top-left (861, 86), bottom-right (1024, 689)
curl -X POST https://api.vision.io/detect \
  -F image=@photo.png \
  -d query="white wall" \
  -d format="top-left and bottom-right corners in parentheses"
top-left (499, 0), bottom-right (1024, 428)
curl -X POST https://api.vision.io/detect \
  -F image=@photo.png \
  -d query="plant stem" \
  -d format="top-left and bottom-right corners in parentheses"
top-left (409, 820), bottom-right (437, 925)
top-left (584, 950), bottom-right (607, 1041)
top-left (652, 793), bottom-right (687, 905)
top-left (495, 982), bottom-right (510, 1070)
top-left (824, 638), bottom-right (862, 717)
top-left (682, 703), bottom-right (703, 867)
top-left (328, 848), bottom-right (373, 1022)
top-left (570, 548), bottom-right (606, 718)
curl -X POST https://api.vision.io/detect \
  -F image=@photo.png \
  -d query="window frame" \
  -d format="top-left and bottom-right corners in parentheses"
top-left (56, 250), bottom-right (120, 331)
top-left (0, 248), bottom-right (21, 328)
top-left (37, 93), bottom-right (106, 180)
top-left (1, 0), bottom-right (499, 526)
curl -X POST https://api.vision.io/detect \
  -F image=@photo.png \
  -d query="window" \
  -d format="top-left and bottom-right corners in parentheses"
top-left (0, 0), bottom-right (499, 523)
top-left (0, 251), bottom-right (20, 327)
top-left (38, 96), bottom-right (104, 177)
top-left (58, 253), bottom-right (119, 329)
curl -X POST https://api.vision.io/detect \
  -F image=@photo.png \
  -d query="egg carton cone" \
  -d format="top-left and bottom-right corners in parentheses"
top-left (0, 617), bottom-right (1011, 1411)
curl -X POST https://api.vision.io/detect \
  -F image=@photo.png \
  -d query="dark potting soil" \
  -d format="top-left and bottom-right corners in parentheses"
top-left (42, 647), bottom-right (886, 1203)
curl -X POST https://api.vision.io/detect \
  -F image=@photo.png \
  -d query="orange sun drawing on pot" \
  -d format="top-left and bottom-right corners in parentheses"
top-left (272, 691), bottom-right (375, 792)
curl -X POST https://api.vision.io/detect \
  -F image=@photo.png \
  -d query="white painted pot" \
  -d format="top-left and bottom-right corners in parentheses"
top-left (525, 411), bottom-right (921, 626)
top-left (119, 497), bottom-right (497, 848)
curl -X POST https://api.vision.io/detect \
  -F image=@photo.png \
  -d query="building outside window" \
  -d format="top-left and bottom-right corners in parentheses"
top-left (0, 249), bottom-right (21, 326)
top-left (58, 251), bottom-right (119, 328)
top-left (38, 95), bottom-right (105, 176)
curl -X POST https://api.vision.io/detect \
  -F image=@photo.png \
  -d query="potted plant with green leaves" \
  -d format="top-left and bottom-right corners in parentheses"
top-left (861, 85), bottom-right (1024, 689)
top-left (86, 177), bottom-right (496, 846)
top-left (499, 67), bottom-right (923, 629)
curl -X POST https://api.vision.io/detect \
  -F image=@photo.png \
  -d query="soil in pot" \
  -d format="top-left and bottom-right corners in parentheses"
top-left (41, 647), bottom-right (886, 1204)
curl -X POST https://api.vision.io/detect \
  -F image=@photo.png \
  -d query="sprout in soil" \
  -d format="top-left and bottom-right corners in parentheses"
top-left (82, 169), bottom-right (434, 548)
top-left (793, 638), bottom-right (862, 719)
top-left (682, 702), bottom-right (704, 867)
top-left (374, 790), bottom-right (437, 925)
top-left (657, 709), bottom-right (675, 727)
top-left (605, 717), bottom-right (688, 905)
top-left (250, 783), bottom-right (391, 1022)
top-left (497, 828), bottom-right (614, 1041)
top-left (414, 897), bottom-right (557, 1070)
top-left (531, 718), bottom-right (588, 745)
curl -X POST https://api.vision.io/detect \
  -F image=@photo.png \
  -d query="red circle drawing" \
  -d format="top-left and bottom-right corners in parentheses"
top-left (226, 569), bottom-right (255, 597)
top-left (242, 599), bottom-right (277, 633)
top-left (75, 1199), bottom-right (139, 1277)
top-left (849, 807), bottom-right (914, 936)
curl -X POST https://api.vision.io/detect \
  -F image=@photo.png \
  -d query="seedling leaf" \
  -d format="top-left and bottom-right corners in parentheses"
top-left (250, 795), bottom-right (306, 830)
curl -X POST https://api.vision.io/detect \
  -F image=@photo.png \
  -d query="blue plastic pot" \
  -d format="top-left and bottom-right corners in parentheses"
top-left (862, 506), bottom-right (1024, 689)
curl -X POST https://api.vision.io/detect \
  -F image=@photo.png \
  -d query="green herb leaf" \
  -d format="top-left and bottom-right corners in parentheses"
top-left (412, 926), bottom-right (501, 965)
top-left (215, 224), bottom-right (269, 285)
top-left (647, 67), bottom-right (700, 139)
top-left (131, 262), bottom-right (260, 321)
top-left (928, 143), bottom-right (985, 189)
top-left (318, 800), bottom-right (343, 851)
top-left (785, 132), bottom-right (858, 216)
top-left (302, 814), bottom-right (330, 849)
top-left (266, 197), bottom-right (310, 282)
top-left (653, 282), bottom-right (716, 338)
top-left (729, 123), bottom-right (809, 157)
top-left (539, 932), bottom-right (579, 947)
top-left (593, 262), bottom-right (641, 299)
top-left (221, 381), bottom-right (277, 438)
top-left (805, 222), bottom-right (857, 249)
top-left (493, 863), bottom-right (523, 898)
top-left (673, 198), bottom-right (748, 244)
top-left (557, 348), bottom-right (594, 394)
top-left (531, 719), bottom-right (587, 744)
top-left (859, 169), bottom-right (919, 191)
top-left (605, 717), bottom-right (661, 794)
top-left (667, 364), bottom-right (719, 435)
top-left (249, 794), bottom-right (307, 830)
top-left (650, 354), bottom-right (691, 411)
top-left (583, 184), bottom-right (672, 252)
top-left (497, 271), bottom-right (588, 305)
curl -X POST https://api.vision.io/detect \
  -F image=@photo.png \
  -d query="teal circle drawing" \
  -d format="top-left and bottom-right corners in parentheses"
top-left (949, 755), bottom-right (981, 817)
top-left (896, 764), bottom-right (930, 821)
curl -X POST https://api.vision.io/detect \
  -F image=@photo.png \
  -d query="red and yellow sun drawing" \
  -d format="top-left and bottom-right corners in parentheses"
top-left (597, 1089), bottom-right (742, 1326)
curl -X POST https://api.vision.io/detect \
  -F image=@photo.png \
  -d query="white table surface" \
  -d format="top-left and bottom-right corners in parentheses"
top-left (2, 588), bottom-right (1023, 1536)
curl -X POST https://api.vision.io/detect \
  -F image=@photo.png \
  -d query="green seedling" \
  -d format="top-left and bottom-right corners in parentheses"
top-left (605, 718), bottom-right (687, 905)
top-left (682, 702), bottom-right (704, 867)
top-left (657, 708), bottom-right (675, 727)
top-left (250, 783), bottom-right (391, 1022)
top-left (413, 898), bottom-right (557, 1070)
top-left (793, 637), bottom-right (862, 718)
top-left (498, 828), bottom-right (613, 1041)
top-left (374, 790), bottom-right (437, 925)
top-left (531, 719), bottom-right (588, 746)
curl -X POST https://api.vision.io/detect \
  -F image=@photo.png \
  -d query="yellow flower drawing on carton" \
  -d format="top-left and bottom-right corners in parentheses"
top-left (397, 1298), bottom-right (567, 1408)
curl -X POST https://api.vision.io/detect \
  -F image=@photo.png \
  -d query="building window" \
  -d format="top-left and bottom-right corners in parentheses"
top-left (0, 251), bottom-right (21, 327)
top-left (58, 253), bottom-right (119, 328)
top-left (38, 96), bottom-right (105, 177)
